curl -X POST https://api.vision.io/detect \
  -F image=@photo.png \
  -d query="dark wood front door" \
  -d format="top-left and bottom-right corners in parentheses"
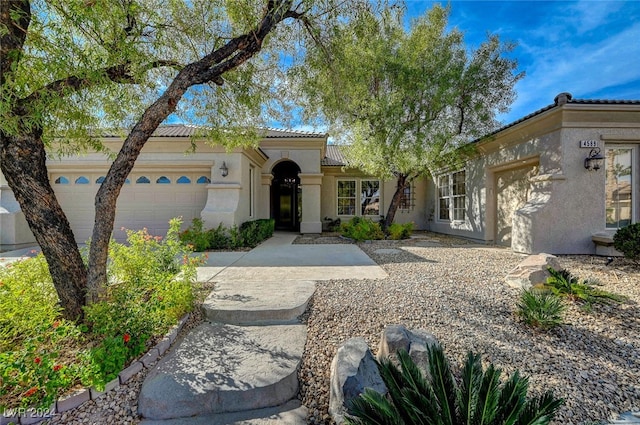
top-left (271, 161), bottom-right (301, 231)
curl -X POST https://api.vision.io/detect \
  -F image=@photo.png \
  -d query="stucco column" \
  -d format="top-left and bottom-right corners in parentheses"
top-left (299, 173), bottom-right (323, 233)
top-left (259, 173), bottom-right (273, 220)
top-left (200, 161), bottom-right (241, 228)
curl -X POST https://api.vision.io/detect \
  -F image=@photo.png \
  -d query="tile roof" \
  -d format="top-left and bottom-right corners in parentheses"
top-left (477, 93), bottom-right (640, 142)
top-left (102, 124), bottom-right (327, 139)
top-left (322, 145), bottom-right (347, 166)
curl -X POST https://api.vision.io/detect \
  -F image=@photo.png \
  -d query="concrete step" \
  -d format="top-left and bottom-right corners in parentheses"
top-left (203, 280), bottom-right (315, 325)
top-left (138, 322), bottom-right (306, 421)
top-left (139, 399), bottom-right (308, 425)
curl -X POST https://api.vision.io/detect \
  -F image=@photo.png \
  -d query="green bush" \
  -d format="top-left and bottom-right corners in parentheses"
top-left (517, 288), bottom-right (565, 330)
top-left (340, 217), bottom-right (385, 241)
top-left (84, 218), bottom-right (197, 388)
top-left (387, 222), bottom-right (414, 240)
top-left (613, 223), bottom-right (640, 263)
top-left (180, 218), bottom-right (274, 251)
top-left (1, 218), bottom-right (201, 411)
top-left (347, 345), bottom-right (563, 425)
top-left (545, 267), bottom-right (625, 305)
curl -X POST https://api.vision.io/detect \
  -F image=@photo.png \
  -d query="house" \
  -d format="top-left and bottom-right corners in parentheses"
top-left (0, 93), bottom-right (638, 255)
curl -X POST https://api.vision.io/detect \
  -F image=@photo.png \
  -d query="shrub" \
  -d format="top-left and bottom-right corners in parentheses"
top-left (0, 218), bottom-right (201, 410)
top-left (613, 223), bottom-right (640, 263)
top-left (340, 217), bottom-right (385, 241)
top-left (546, 267), bottom-right (626, 305)
top-left (178, 218), bottom-right (210, 252)
top-left (240, 219), bottom-right (275, 247)
top-left (83, 218), bottom-right (198, 388)
top-left (180, 218), bottom-right (274, 251)
top-left (347, 346), bottom-right (563, 425)
top-left (517, 288), bottom-right (565, 330)
top-left (387, 222), bottom-right (414, 240)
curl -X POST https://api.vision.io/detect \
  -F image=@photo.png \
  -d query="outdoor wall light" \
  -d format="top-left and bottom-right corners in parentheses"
top-left (584, 147), bottom-right (604, 171)
top-left (220, 161), bottom-right (229, 177)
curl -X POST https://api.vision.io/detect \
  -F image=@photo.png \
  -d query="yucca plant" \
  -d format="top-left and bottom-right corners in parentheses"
top-left (546, 267), bottom-right (625, 305)
top-left (517, 288), bottom-right (565, 330)
top-left (346, 346), bottom-right (563, 425)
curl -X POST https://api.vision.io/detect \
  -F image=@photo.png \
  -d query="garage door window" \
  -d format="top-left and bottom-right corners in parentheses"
top-left (156, 176), bottom-right (171, 184)
top-left (197, 176), bottom-right (211, 184)
top-left (75, 176), bottom-right (89, 184)
top-left (136, 176), bottom-right (151, 184)
top-left (177, 176), bottom-right (191, 184)
top-left (55, 176), bottom-right (69, 184)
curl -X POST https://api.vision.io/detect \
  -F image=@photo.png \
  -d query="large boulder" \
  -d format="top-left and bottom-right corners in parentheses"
top-left (505, 253), bottom-right (561, 289)
top-left (376, 324), bottom-right (439, 376)
top-left (329, 337), bottom-right (387, 424)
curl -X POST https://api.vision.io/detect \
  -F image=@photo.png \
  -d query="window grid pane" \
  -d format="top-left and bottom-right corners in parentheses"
top-left (361, 180), bottom-right (380, 215)
top-left (438, 171), bottom-right (466, 221)
top-left (337, 180), bottom-right (357, 215)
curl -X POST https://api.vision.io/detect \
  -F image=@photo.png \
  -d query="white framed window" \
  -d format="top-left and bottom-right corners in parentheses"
top-left (437, 170), bottom-right (466, 222)
top-left (337, 180), bottom-right (357, 216)
top-left (605, 145), bottom-right (637, 229)
top-left (361, 180), bottom-right (380, 216)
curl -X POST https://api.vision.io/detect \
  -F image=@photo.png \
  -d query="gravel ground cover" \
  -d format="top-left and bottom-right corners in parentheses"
top-left (298, 233), bottom-right (640, 425)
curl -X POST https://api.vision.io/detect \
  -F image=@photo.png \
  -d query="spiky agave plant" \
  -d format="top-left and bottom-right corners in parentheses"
top-left (346, 345), bottom-right (563, 425)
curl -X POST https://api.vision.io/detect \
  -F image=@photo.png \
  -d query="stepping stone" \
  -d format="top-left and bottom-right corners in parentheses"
top-left (140, 399), bottom-right (307, 424)
top-left (203, 280), bottom-right (315, 325)
top-left (138, 322), bottom-right (306, 421)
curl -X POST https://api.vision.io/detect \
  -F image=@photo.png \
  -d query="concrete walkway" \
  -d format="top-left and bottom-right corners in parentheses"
top-left (138, 233), bottom-right (387, 424)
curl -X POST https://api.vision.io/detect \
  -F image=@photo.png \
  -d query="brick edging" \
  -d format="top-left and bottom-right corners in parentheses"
top-left (1, 313), bottom-right (190, 425)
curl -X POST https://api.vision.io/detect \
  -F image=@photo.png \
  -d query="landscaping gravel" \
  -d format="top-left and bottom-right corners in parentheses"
top-left (298, 233), bottom-right (640, 425)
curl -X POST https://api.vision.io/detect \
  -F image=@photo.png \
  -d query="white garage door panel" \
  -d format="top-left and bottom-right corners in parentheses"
top-left (52, 173), bottom-right (209, 242)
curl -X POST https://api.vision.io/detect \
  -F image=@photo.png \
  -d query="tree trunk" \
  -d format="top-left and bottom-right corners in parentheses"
top-left (383, 174), bottom-right (409, 231)
top-left (0, 128), bottom-right (87, 321)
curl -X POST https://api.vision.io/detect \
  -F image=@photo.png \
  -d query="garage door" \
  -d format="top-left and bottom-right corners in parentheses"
top-left (52, 172), bottom-right (210, 243)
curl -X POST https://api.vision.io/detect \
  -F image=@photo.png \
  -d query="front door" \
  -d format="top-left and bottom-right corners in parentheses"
top-left (271, 161), bottom-right (301, 231)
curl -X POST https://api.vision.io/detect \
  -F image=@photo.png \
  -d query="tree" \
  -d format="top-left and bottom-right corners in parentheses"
top-left (294, 4), bottom-right (523, 229)
top-left (0, 0), bottom-right (357, 320)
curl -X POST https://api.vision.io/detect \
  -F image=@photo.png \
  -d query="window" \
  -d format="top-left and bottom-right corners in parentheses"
top-left (337, 180), bottom-right (357, 215)
top-left (177, 176), bottom-right (191, 184)
top-left (197, 176), bottom-right (211, 184)
top-left (399, 183), bottom-right (413, 210)
top-left (54, 176), bottom-right (69, 184)
top-left (75, 176), bottom-right (89, 184)
top-left (438, 170), bottom-right (466, 221)
top-left (136, 176), bottom-right (150, 184)
top-left (96, 176), bottom-right (106, 184)
top-left (606, 146), bottom-right (635, 228)
top-left (337, 179), bottom-right (381, 216)
top-left (361, 180), bottom-right (380, 215)
top-left (156, 176), bottom-right (171, 184)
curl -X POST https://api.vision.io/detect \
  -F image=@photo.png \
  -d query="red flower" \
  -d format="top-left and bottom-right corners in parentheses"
top-left (123, 333), bottom-right (131, 343)
top-left (52, 320), bottom-right (61, 329)
top-left (53, 365), bottom-right (62, 372)
top-left (34, 357), bottom-right (41, 365)
top-left (24, 387), bottom-right (38, 397)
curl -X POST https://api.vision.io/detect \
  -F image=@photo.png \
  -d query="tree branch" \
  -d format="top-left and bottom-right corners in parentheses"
top-left (15, 60), bottom-right (181, 114)
top-left (0, 0), bottom-right (31, 86)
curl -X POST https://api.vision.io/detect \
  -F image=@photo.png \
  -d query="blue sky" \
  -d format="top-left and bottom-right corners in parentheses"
top-left (405, 0), bottom-right (640, 124)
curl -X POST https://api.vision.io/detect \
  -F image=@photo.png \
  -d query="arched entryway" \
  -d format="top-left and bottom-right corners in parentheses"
top-left (271, 161), bottom-right (301, 231)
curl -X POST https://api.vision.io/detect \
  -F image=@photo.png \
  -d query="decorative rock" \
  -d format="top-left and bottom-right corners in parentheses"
top-left (329, 337), bottom-right (387, 425)
top-left (140, 348), bottom-right (160, 368)
top-left (376, 324), bottom-right (439, 375)
top-left (504, 253), bottom-right (561, 289)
